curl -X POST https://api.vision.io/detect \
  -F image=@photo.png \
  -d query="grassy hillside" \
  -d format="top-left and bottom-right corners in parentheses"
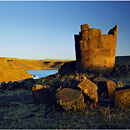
top-left (0, 57), bottom-right (69, 83)
top-left (0, 56), bottom-right (129, 83)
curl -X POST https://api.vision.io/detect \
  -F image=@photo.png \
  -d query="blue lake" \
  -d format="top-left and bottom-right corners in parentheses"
top-left (26, 70), bottom-right (58, 79)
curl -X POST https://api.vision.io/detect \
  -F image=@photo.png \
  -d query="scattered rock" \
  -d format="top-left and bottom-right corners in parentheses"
top-left (91, 77), bottom-right (99, 84)
top-left (1, 82), bottom-right (8, 90)
top-left (8, 81), bottom-right (14, 90)
top-left (23, 82), bottom-right (35, 89)
top-left (112, 64), bottom-right (130, 76)
top-left (0, 78), bottom-right (36, 90)
top-left (13, 81), bottom-right (21, 89)
top-left (114, 85), bottom-right (130, 108)
top-left (23, 78), bottom-right (35, 83)
top-left (32, 84), bottom-right (48, 91)
top-left (59, 80), bottom-right (70, 89)
top-left (70, 82), bottom-right (80, 89)
top-left (51, 78), bottom-right (60, 89)
top-left (98, 80), bottom-right (116, 98)
top-left (32, 85), bottom-right (56, 105)
top-left (56, 88), bottom-right (84, 111)
top-left (22, 78), bottom-right (36, 89)
top-left (77, 79), bottom-right (98, 103)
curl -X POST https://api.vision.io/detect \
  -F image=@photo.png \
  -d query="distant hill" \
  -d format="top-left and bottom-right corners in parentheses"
top-left (115, 56), bottom-right (130, 65)
top-left (0, 57), bottom-right (69, 83)
top-left (0, 56), bottom-right (129, 83)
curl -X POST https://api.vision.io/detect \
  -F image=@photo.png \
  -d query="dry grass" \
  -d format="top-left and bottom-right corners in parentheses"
top-left (0, 57), bottom-right (69, 83)
top-left (0, 71), bottom-right (130, 129)
top-left (0, 56), bottom-right (130, 128)
top-left (0, 91), bottom-right (130, 129)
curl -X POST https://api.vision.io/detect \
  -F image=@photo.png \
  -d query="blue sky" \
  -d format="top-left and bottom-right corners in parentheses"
top-left (0, 1), bottom-right (130, 60)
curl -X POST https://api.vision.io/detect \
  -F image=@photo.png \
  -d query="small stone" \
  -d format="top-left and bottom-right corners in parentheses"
top-left (81, 24), bottom-right (90, 31)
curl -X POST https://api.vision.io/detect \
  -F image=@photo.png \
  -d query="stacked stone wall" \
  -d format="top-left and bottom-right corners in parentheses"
top-left (75, 24), bottom-right (118, 74)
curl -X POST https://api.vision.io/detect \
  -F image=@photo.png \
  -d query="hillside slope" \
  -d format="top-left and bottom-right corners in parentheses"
top-left (0, 56), bottom-right (129, 83)
top-left (0, 57), bottom-right (69, 83)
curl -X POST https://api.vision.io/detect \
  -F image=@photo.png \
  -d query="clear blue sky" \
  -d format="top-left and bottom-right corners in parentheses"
top-left (0, 1), bottom-right (130, 60)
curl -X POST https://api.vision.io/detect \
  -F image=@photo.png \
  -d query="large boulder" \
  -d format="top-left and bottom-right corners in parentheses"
top-left (114, 85), bottom-right (130, 108)
top-left (77, 79), bottom-right (98, 103)
top-left (98, 80), bottom-right (116, 98)
top-left (56, 88), bottom-right (84, 111)
top-left (32, 84), bottom-right (56, 105)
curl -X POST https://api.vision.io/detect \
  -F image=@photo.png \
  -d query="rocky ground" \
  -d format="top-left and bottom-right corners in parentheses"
top-left (0, 56), bottom-right (130, 129)
top-left (0, 70), bottom-right (130, 129)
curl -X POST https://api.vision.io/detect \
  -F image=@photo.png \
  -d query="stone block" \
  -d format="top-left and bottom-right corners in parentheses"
top-left (81, 30), bottom-right (88, 40)
top-left (60, 81), bottom-right (70, 89)
top-left (91, 57), bottom-right (106, 67)
top-left (81, 24), bottom-right (90, 31)
top-left (88, 29), bottom-right (101, 39)
top-left (74, 34), bottom-right (80, 43)
top-left (115, 85), bottom-right (130, 108)
top-left (77, 79), bottom-right (98, 103)
top-left (74, 24), bottom-right (118, 75)
top-left (88, 38), bottom-right (101, 49)
top-left (105, 56), bottom-right (115, 68)
top-left (79, 40), bottom-right (88, 50)
top-left (101, 35), bottom-right (116, 49)
top-left (32, 85), bottom-right (56, 105)
top-left (98, 80), bottom-right (116, 98)
top-left (81, 49), bottom-right (93, 59)
top-left (32, 84), bottom-right (47, 91)
top-left (92, 49), bottom-right (114, 58)
top-left (56, 88), bottom-right (85, 111)
top-left (108, 25), bottom-right (118, 35)
top-left (82, 58), bottom-right (92, 68)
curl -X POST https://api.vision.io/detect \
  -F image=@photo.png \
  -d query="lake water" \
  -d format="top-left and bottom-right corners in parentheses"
top-left (26, 70), bottom-right (58, 79)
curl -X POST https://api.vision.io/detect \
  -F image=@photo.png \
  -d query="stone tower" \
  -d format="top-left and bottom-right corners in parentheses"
top-left (74, 24), bottom-right (118, 74)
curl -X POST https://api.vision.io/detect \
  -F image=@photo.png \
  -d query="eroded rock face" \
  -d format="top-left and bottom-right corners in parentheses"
top-left (56, 88), bottom-right (84, 111)
top-left (74, 24), bottom-right (118, 75)
top-left (114, 85), bottom-right (130, 108)
top-left (77, 79), bottom-right (98, 103)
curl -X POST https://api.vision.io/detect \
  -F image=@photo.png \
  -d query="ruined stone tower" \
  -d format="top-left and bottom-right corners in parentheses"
top-left (74, 24), bottom-right (118, 74)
